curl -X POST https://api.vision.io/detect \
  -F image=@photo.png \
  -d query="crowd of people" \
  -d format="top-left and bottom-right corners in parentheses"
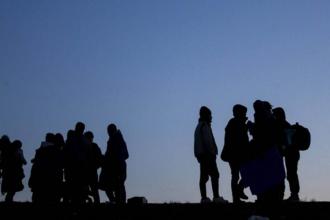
top-left (0, 101), bottom-right (308, 204)
top-left (0, 122), bottom-right (128, 204)
top-left (194, 100), bottom-right (307, 204)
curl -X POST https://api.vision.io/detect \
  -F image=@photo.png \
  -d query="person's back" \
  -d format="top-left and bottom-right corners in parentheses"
top-left (194, 121), bottom-right (218, 159)
top-left (106, 130), bottom-right (129, 163)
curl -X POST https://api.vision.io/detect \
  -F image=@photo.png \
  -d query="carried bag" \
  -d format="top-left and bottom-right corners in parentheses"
top-left (220, 145), bottom-right (230, 162)
top-left (291, 123), bottom-right (311, 151)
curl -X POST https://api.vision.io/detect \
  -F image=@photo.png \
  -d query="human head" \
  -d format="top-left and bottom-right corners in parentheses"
top-left (55, 133), bottom-right (65, 147)
top-left (263, 101), bottom-right (272, 113)
top-left (273, 107), bottom-right (286, 121)
top-left (12, 140), bottom-right (22, 149)
top-left (253, 100), bottom-right (264, 113)
top-left (253, 100), bottom-right (272, 114)
top-left (66, 129), bottom-right (75, 144)
top-left (46, 133), bottom-right (55, 143)
top-left (107, 123), bottom-right (117, 138)
top-left (199, 106), bottom-right (212, 123)
top-left (84, 131), bottom-right (94, 143)
top-left (75, 122), bottom-right (85, 135)
top-left (0, 135), bottom-right (10, 146)
top-left (233, 104), bottom-right (247, 120)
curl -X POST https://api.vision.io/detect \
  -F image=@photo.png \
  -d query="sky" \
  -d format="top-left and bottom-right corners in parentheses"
top-left (1, 0), bottom-right (330, 203)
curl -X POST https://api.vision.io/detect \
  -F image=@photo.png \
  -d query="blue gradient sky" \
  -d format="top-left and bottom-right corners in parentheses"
top-left (1, 1), bottom-right (330, 202)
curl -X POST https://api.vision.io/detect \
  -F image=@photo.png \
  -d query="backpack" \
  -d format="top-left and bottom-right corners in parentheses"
top-left (291, 123), bottom-right (311, 151)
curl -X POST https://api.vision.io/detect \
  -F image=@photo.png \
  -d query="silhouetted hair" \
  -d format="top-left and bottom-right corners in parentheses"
top-left (12, 140), bottom-right (22, 149)
top-left (84, 131), bottom-right (94, 141)
top-left (253, 100), bottom-right (264, 112)
top-left (273, 107), bottom-right (286, 121)
top-left (107, 124), bottom-right (117, 136)
top-left (263, 101), bottom-right (272, 111)
top-left (66, 129), bottom-right (74, 139)
top-left (46, 133), bottom-right (55, 143)
top-left (75, 122), bottom-right (85, 135)
top-left (0, 135), bottom-right (10, 145)
top-left (233, 104), bottom-right (247, 117)
top-left (199, 106), bottom-right (211, 120)
top-left (253, 100), bottom-right (272, 113)
top-left (55, 133), bottom-right (65, 147)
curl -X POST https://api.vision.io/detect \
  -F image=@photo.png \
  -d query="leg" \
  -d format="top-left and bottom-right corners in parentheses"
top-left (5, 191), bottom-right (15, 202)
top-left (91, 184), bottom-right (100, 204)
top-left (116, 183), bottom-right (126, 204)
top-left (90, 173), bottom-right (100, 204)
top-left (116, 163), bottom-right (127, 204)
top-left (199, 159), bottom-right (209, 199)
top-left (285, 152), bottom-right (300, 199)
top-left (106, 190), bottom-right (116, 203)
top-left (229, 162), bottom-right (240, 202)
top-left (209, 159), bottom-right (220, 199)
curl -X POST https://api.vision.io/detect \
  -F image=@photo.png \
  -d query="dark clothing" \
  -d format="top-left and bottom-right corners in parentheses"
top-left (29, 142), bottom-right (63, 203)
top-left (1, 147), bottom-right (26, 196)
top-left (285, 150), bottom-right (300, 195)
top-left (274, 119), bottom-right (291, 156)
top-left (99, 130), bottom-right (128, 204)
top-left (222, 118), bottom-right (249, 163)
top-left (87, 142), bottom-right (103, 203)
top-left (63, 133), bottom-right (90, 203)
top-left (229, 162), bottom-right (245, 202)
top-left (194, 119), bottom-right (220, 200)
top-left (198, 155), bottom-right (219, 199)
top-left (249, 110), bottom-right (285, 202)
top-left (221, 118), bottom-right (249, 202)
top-left (251, 112), bottom-right (278, 155)
top-left (276, 118), bottom-right (301, 196)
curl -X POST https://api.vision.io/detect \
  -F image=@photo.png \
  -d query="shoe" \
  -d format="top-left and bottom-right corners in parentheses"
top-left (213, 196), bottom-right (229, 203)
top-left (285, 194), bottom-right (300, 202)
top-left (200, 197), bottom-right (212, 204)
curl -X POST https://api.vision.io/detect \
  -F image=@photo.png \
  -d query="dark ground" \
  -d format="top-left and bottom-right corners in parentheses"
top-left (0, 202), bottom-right (329, 220)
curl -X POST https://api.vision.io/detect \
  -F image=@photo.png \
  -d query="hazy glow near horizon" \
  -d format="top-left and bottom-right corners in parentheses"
top-left (1, 1), bottom-right (330, 202)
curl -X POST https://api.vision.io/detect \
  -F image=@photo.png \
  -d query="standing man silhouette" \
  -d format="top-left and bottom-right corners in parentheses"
top-left (194, 106), bottom-right (227, 203)
top-left (100, 124), bottom-right (129, 204)
top-left (221, 104), bottom-right (249, 203)
top-left (273, 107), bottom-right (300, 201)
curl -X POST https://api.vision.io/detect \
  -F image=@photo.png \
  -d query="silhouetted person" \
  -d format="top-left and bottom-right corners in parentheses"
top-left (84, 131), bottom-right (103, 204)
top-left (1, 139), bottom-right (26, 202)
top-left (99, 124), bottom-right (129, 204)
top-left (194, 106), bottom-right (227, 203)
top-left (29, 133), bottom-right (63, 203)
top-left (62, 129), bottom-right (75, 203)
top-left (54, 133), bottom-right (65, 202)
top-left (246, 100), bottom-right (285, 202)
top-left (221, 104), bottom-right (249, 203)
top-left (273, 107), bottom-right (300, 201)
top-left (63, 122), bottom-right (90, 203)
top-left (0, 135), bottom-right (11, 179)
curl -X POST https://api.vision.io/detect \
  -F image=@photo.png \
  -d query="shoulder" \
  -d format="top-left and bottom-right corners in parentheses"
top-left (226, 118), bottom-right (237, 129)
